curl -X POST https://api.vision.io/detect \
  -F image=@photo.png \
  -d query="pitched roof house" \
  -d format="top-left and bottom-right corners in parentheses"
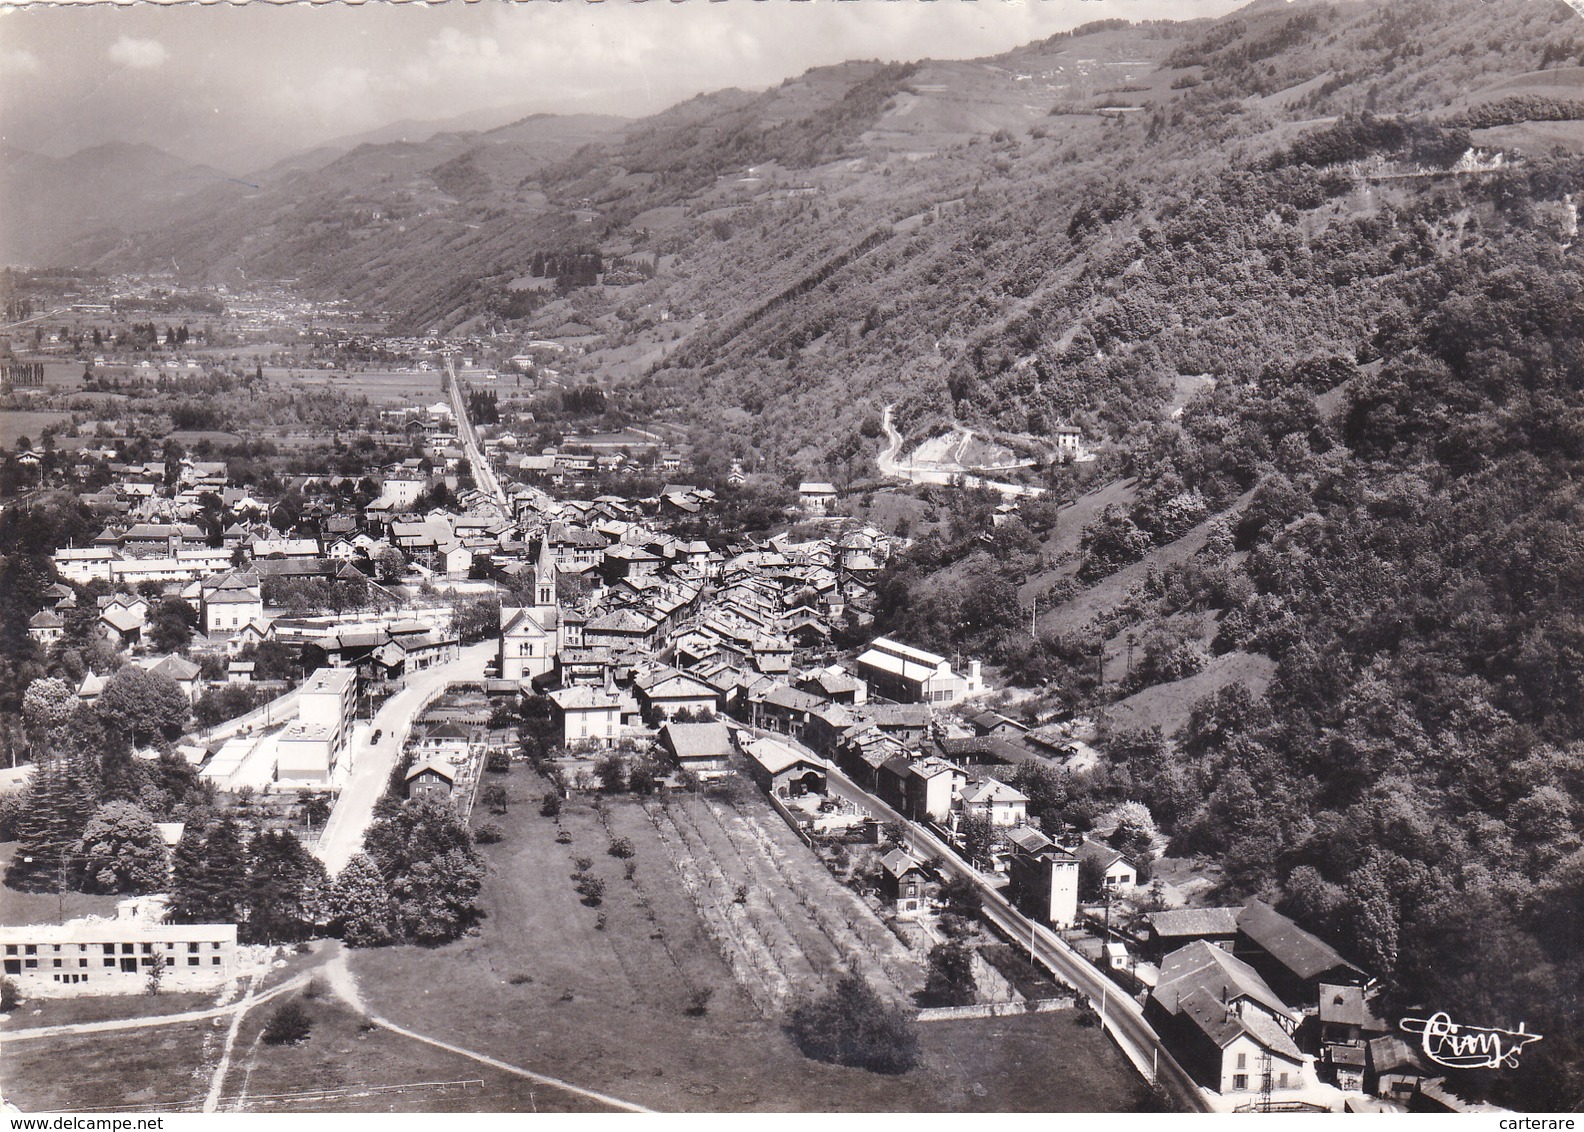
top-left (1235, 898), bottom-right (1367, 1005)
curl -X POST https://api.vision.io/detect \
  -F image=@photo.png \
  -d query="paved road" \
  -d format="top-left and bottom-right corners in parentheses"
top-left (445, 358), bottom-right (509, 515)
top-left (314, 640), bottom-right (494, 875)
top-left (818, 758), bottom-right (1210, 1112)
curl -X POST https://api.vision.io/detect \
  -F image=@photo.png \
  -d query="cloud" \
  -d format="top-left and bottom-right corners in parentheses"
top-left (107, 36), bottom-right (168, 70)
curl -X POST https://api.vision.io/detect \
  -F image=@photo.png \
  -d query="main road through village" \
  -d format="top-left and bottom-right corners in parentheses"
top-left (313, 640), bottom-right (495, 875)
top-left (312, 359), bottom-right (508, 874)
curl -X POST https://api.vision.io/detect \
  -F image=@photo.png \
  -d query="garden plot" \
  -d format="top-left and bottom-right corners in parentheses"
top-left (643, 788), bottom-right (924, 1016)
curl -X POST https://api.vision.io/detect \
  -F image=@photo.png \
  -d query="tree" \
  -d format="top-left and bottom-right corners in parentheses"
top-left (1341, 856), bottom-right (1400, 979)
top-left (95, 665), bottom-right (190, 747)
top-left (300, 791), bottom-right (332, 828)
top-left (262, 1000), bottom-right (312, 1045)
top-left (1011, 762), bottom-right (1069, 828)
top-left (574, 874), bottom-right (606, 906)
top-left (595, 753), bottom-right (627, 793)
top-left (1079, 504), bottom-right (1152, 582)
top-left (375, 547), bottom-right (408, 584)
top-left (363, 799), bottom-right (485, 944)
top-left (1079, 854), bottom-right (1110, 902)
top-left (956, 813), bottom-right (998, 868)
top-left (22, 676), bottom-right (75, 738)
top-left (334, 853), bottom-right (397, 948)
top-left (480, 783), bottom-right (510, 813)
top-left (168, 816), bottom-right (248, 923)
top-left (627, 758), bottom-right (660, 795)
top-left (147, 599), bottom-right (198, 654)
top-left (517, 693), bottom-right (559, 761)
top-left (924, 940), bottom-right (979, 1006)
top-left (1104, 801), bottom-right (1159, 858)
top-left (786, 972), bottom-right (919, 1074)
top-left (939, 873), bottom-right (982, 918)
top-left (77, 801), bottom-right (170, 894)
top-left (4, 754), bottom-right (99, 891)
top-left (244, 829), bottom-right (328, 943)
top-left (389, 849), bottom-right (485, 943)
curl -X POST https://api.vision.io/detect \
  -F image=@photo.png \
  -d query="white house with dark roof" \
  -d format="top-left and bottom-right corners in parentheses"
top-left (959, 777), bottom-right (1029, 827)
top-left (199, 570), bottom-right (263, 635)
top-left (1076, 836), bottom-right (1139, 891)
top-left (1145, 939), bottom-right (1307, 1096)
top-left (28, 609), bottom-right (64, 644)
top-left (548, 684), bottom-right (622, 747)
top-left (798, 482), bottom-right (838, 514)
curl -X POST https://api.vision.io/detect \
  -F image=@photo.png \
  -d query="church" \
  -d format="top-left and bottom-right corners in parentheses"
top-left (499, 539), bottom-right (561, 682)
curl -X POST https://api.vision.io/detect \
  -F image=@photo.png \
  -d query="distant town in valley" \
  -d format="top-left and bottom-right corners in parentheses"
top-left (3, 0), bottom-right (1583, 1118)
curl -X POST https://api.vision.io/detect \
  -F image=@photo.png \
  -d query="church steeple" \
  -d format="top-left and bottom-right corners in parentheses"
top-left (535, 536), bottom-right (557, 611)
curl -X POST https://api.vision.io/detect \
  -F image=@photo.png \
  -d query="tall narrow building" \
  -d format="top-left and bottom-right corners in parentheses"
top-left (499, 538), bottom-right (561, 682)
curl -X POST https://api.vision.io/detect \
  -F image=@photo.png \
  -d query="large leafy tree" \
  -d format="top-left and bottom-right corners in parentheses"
top-left (21, 676), bottom-right (75, 738)
top-left (786, 972), bottom-right (918, 1075)
top-left (147, 599), bottom-right (198, 655)
top-left (95, 665), bottom-right (190, 747)
top-left (334, 853), bottom-right (397, 948)
top-left (362, 799), bottom-right (484, 944)
top-left (77, 801), bottom-right (170, 894)
top-left (388, 850), bottom-right (484, 945)
top-left (923, 940), bottom-right (978, 1007)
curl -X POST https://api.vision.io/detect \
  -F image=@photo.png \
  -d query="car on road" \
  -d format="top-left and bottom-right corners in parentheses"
top-left (370, 729), bottom-right (383, 744)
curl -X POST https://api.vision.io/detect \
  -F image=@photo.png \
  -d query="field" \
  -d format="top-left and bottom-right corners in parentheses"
top-left (217, 989), bottom-right (609, 1113)
top-left (1099, 651), bottom-right (1278, 739)
top-left (0, 778), bottom-right (1159, 1113)
top-left (1, 989), bottom-right (216, 1032)
top-left (260, 366), bottom-right (444, 405)
top-left (0, 410), bottom-right (75, 449)
top-left (1, 1021), bottom-right (217, 1112)
top-left (340, 770), bottom-right (1157, 1112)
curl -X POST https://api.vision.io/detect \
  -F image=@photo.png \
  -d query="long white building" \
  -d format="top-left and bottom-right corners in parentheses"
top-left (1, 905), bottom-right (237, 997)
top-left (853, 637), bottom-right (983, 705)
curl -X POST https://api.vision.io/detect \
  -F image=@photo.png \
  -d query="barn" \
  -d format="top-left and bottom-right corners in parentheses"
top-left (741, 736), bottom-right (826, 798)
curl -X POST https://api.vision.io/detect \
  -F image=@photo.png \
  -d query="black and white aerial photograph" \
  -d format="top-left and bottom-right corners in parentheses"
top-left (0, 0), bottom-right (1581, 1119)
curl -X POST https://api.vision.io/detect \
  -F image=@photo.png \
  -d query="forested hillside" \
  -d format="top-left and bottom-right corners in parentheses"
top-left (56, 0), bottom-right (1584, 1107)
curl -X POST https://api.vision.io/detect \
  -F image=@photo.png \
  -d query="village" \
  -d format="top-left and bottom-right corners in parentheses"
top-left (0, 297), bottom-right (1471, 1117)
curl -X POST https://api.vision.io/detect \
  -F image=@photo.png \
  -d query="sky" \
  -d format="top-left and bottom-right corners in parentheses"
top-left (0, 0), bottom-right (1250, 175)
